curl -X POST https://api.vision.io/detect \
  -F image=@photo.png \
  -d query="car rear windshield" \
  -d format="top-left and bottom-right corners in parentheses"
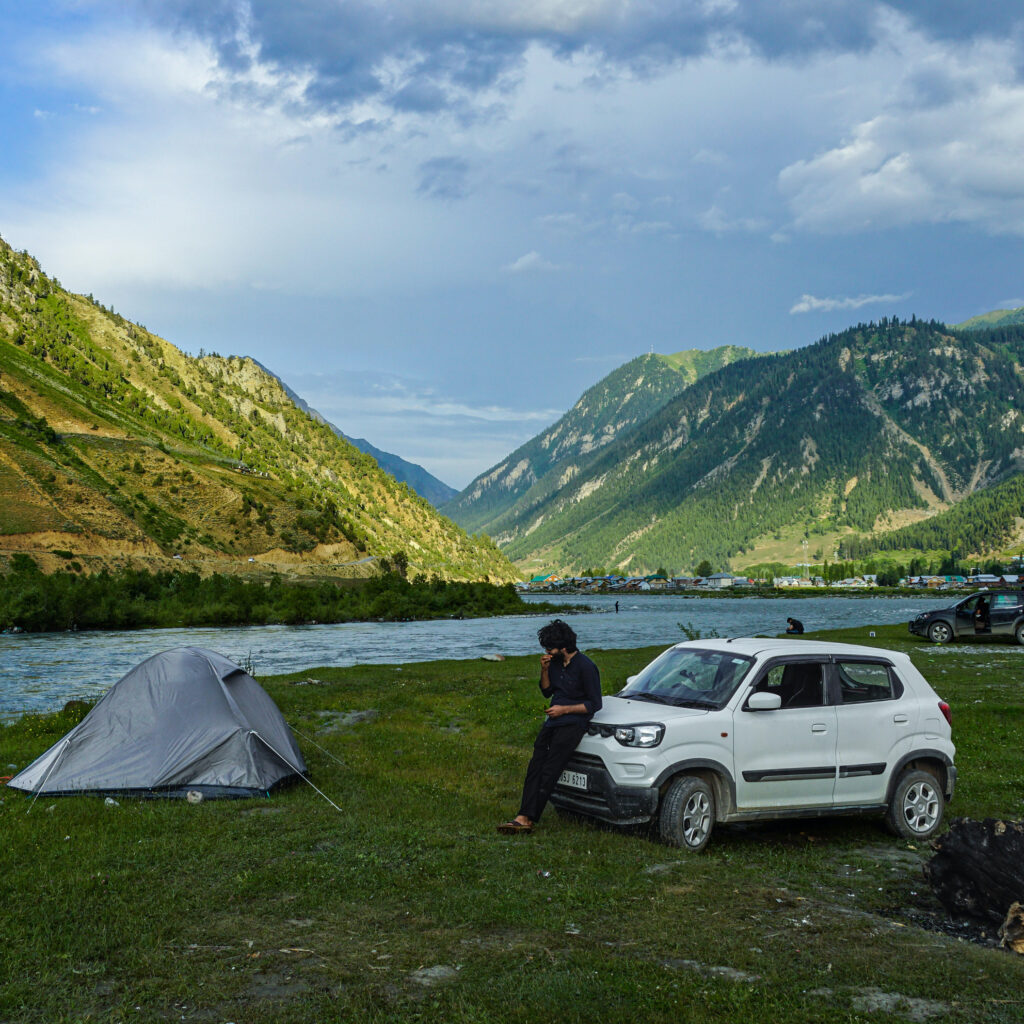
top-left (617, 647), bottom-right (754, 709)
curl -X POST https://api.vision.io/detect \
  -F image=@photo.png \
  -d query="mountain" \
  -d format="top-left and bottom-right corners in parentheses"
top-left (956, 307), bottom-right (1024, 331)
top-left (0, 236), bottom-right (514, 580)
top-left (255, 362), bottom-right (457, 506)
top-left (452, 319), bottom-right (1024, 575)
top-left (443, 345), bottom-right (761, 535)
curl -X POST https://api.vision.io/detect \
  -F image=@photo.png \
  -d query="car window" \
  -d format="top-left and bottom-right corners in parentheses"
top-left (836, 661), bottom-right (899, 703)
top-left (992, 593), bottom-right (1022, 610)
top-left (619, 647), bottom-right (753, 707)
top-left (751, 662), bottom-right (827, 709)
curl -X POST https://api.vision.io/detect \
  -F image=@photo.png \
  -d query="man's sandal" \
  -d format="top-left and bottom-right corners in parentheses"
top-left (497, 820), bottom-right (533, 834)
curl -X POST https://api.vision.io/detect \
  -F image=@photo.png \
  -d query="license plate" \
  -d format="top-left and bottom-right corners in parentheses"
top-left (558, 770), bottom-right (587, 791)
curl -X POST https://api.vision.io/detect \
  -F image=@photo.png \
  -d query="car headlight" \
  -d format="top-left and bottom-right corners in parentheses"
top-left (613, 723), bottom-right (665, 747)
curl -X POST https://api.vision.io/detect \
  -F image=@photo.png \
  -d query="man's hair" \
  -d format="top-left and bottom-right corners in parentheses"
top-left (538, 619), bottom-right (578, 652)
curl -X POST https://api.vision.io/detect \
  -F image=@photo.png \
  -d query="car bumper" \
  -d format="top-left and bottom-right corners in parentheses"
top-left (909, 620), bottom-right (928, 637)
top-left (548, 753), bottom-right (659, 825)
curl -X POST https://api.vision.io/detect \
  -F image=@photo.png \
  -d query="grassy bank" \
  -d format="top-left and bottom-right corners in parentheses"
top-left (2, 625), bottom-right (1024, 1022)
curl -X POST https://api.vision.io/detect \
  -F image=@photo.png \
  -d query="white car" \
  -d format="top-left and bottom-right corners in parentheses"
top-left (550, 638), bottom-right (956, 851)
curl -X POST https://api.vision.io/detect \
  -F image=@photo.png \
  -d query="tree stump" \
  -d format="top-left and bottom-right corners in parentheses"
top-left (924, 817), bottom-right (1024, 951)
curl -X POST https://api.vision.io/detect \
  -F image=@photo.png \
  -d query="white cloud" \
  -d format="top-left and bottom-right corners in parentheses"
top-left (779, 29), bottom-right (1024, 235)
top-left (503, 250), bottom-right (564, 273)
top-left (790, 292), bottom-right (911, 314)
top-left (285, 369), bottom-right (561, 487)
top-left (698, 204), bottom-right (769, 234)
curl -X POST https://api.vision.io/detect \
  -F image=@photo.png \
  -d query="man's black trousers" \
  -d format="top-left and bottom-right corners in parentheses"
top-left (518, 723), bottom-right (587, 823)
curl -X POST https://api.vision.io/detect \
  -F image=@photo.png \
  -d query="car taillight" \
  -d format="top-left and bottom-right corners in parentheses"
top-left (938, 701), bottom-right (951, 726)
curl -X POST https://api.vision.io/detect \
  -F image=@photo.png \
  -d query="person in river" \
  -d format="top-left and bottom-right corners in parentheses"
top-left (786, 617), bottom-right (804, 634)
top-left (497, 619), bottom-right (602, 834)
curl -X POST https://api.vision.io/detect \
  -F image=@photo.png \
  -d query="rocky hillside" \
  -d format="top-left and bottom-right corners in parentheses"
top-left (258, 361), bottom-right (457, 507)
top-left (0, 236), bottom-right (514, 580)
top-left (443, 345), bottom-right (759, 535)
top-left (454, 319), bottom-right (1024, 574)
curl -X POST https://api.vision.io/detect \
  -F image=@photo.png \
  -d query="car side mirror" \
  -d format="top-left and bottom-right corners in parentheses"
top-left (747, 691), bottom-right (782, 711)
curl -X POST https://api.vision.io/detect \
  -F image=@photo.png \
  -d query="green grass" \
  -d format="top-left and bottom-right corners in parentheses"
top-left (2, 628), bottom-right (1024, 1022)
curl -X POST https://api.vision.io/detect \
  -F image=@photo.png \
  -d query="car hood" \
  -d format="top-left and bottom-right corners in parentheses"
top-left (592, 694), bottom-right (712, 724)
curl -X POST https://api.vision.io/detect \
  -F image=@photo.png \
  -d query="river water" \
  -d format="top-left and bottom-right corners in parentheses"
top-left (0, 589), bottom-right (950, 716)
top-left (0, 592), bottom-right (948, 719)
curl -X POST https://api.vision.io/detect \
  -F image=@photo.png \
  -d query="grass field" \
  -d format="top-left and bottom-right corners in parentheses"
top-left (2, 625), bottom-right (1024, 1023)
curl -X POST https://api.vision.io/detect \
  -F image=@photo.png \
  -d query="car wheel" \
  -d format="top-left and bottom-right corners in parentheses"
top-left (886, 769), bottom-right (945, 839)
top-left (658, 775), bottom-right (715, 852)
top-left (1016, 622), bottom-right (1024, 646)
top-left (928, 621), bottom-right (953, 644)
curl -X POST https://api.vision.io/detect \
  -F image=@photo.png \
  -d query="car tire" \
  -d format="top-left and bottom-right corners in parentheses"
top-left (928, 621), bottom-right (953, 644)
top-left (886, 769), bottom-right (945, 839)
top-left (1016, 622), bottom-right (1024, 646)
top-left (658, 775), bottom-right (715, 852)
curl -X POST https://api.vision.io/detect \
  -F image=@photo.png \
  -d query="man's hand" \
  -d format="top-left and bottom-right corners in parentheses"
top-left (540, 653), bottom-right (553, 671)
top-left (545, 702), bottom-right (587, 719)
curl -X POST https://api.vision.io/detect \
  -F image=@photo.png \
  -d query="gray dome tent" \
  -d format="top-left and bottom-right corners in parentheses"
top-left (8, 647), bottom-right (306, 798)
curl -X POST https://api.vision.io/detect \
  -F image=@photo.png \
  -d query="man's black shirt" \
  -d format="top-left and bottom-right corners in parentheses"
top-left (541, 651), bottom-right (602, 729)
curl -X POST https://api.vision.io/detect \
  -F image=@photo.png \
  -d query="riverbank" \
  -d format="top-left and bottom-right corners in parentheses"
top-left (3, 624), bottom-right (1023, 1023)
top-left (0, 567), bottom-right (568, 633)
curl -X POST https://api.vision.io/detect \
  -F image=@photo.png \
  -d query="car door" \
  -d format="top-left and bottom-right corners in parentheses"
top-left (989, 592), bottom-right (1023, 637)
top-left (732, 658), bottom-right (837, 810)
top-left (953, 595), bottom-right (981, 637)
top-left (831, 658), bottom-right (911, 806)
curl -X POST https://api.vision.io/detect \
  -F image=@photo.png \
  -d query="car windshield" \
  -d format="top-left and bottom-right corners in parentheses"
top-left (617, 646), bottom-right (754, 709)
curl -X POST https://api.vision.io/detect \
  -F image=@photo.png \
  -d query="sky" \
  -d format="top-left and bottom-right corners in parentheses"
top-left (2, 2), bottom-right (1024, 490)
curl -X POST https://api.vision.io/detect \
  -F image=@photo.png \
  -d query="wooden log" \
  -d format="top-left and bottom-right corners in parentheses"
top-left (924, 818), bottom-right (1024, 926)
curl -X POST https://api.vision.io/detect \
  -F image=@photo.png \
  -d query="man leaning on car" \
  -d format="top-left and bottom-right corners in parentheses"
top-left (497, 619), bottom-right (602, 834)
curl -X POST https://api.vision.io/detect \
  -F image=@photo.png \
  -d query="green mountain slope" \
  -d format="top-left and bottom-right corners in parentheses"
top-left (0, 236), bottom-right (514, 580)
top-left (838, 471), bottom-right (1024, 560)
top-left (443, 345), bottom-right (760, 535)
top-left (477, 319), bottom-right (1024, 574)
top-left (956, 307), bottom-right (1024, 331)
top-left (256, 360), bottom-right (457, 506)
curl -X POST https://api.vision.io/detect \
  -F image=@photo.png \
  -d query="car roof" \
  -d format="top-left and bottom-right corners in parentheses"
top-left (672, 637), bottom-right (909, 663)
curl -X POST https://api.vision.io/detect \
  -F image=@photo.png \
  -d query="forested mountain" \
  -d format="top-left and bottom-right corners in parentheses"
top-left (838, 473), bottom-right (1024, 561)
top-left (443, 345), bottom-right (759, 534)
top-left (458, 319), bottom-right (1024, 574)
top-left (0, 236), bottom-right (514, 580)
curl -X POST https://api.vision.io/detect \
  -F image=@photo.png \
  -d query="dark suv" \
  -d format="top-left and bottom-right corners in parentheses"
top-left (910, 590), bottom-right (1024, 644)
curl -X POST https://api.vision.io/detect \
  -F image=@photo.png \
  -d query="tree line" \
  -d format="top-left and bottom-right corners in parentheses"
top-left (0, 560), bottom-right (556, 633)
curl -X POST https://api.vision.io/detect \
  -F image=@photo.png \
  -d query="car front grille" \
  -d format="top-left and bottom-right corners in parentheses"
top-left (565, 752), bottom-right (606, 772)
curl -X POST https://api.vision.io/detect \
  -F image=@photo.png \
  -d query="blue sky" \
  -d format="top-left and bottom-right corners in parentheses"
top-left (2, 2), bottom-right (1024, 489)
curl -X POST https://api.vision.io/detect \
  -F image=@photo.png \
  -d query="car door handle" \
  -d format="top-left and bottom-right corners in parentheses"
top-left (893, 714), bottom-right (909, 724)
top-left (811, 724), bottom-right (827, 733)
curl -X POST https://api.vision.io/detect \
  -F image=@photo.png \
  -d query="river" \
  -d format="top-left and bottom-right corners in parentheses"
top-left (0, 592), bottom-right (948, 719)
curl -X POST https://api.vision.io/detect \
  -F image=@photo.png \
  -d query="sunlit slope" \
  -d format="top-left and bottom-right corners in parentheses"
top-left (0, 236), bottom-right (515, 580)
top-left (443, 345), bottom-right (760, 535)
top-left (476, 319), bottom-right (1024, 573)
